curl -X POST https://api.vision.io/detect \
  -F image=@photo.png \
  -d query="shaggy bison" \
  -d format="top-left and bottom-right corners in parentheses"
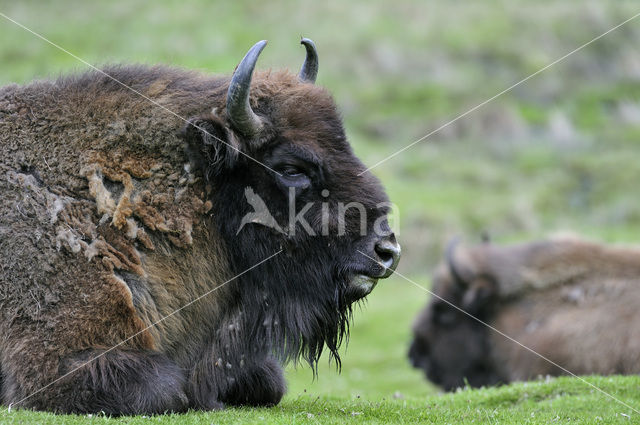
top-left (409, 236), bottom-right (640, 391)
top-left (0, 39), bottom-right (400, 414)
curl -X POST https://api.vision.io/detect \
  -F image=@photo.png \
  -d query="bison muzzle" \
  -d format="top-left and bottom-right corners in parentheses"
top-left (0, 39), bottom-right (400, 414)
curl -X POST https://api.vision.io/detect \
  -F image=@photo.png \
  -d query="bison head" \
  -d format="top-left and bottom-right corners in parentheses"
top-left (408, 239), bottom-right (501, 390)
top-left (182, 40), bottom-right (400, 367)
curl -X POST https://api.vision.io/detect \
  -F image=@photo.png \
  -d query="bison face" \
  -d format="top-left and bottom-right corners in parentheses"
top-left (408, 243), bottom-right (501, 390)
top-left (182, 40), bottom-right (400, 366)
top-left (409, 298), bottom-right (500, 391)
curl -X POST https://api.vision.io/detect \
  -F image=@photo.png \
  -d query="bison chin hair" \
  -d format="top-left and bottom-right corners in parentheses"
top-left (223, 257), bottom-right (356, 372)
top-left (247, 276), bottom-right (353, 371)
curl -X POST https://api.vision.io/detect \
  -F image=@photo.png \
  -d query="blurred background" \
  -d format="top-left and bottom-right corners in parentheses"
top-left (2, 0), bottom-right (640, 400)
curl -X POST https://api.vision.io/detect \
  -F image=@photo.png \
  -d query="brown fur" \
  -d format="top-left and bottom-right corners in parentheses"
top-left (0, 65), bottom-right (232, 413)
top-left (1, 60), bottom-right (397, 413)
top-left (409, 236), bottom-right (640, 390)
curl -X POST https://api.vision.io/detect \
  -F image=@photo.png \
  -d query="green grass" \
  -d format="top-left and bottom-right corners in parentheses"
top-left (3, 0), bottom-right (640, 422)
top-left (3, 376), bottom-right (640, 424)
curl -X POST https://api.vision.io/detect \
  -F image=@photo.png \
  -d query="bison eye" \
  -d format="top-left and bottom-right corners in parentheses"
top-left (282, 165), bottom-right (304, 177)
top-left (434, 310), bottom-right (457, 326)
top-left (276, 165), bottom-right (311, 189)
top-left (432, 304), bottom-right (458, 327)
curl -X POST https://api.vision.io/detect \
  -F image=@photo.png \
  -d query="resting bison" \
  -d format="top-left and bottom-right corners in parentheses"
top-left (408, 236), bottom-right (640, 391)
top-left (0, 39), bottom-right (400, 414)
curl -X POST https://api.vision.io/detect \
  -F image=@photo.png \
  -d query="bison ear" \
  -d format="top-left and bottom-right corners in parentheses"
top-left (182, 114), bottom-right (241, 180)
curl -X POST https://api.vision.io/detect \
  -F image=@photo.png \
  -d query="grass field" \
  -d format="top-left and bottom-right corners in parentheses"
top-left (2, 0), bottom-right (640, 423)
top-left (2, 374), bottom-right (640, 424)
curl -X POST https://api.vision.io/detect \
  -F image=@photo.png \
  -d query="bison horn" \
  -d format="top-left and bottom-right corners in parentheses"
top-left (298, 38), bottom-right (318, 83)
top-left (226, 40), bottom-right (267, 137)
top-left (445, 237), bottom-right (469, 288)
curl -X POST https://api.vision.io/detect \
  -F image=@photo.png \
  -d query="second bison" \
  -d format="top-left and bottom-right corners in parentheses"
top-left (409, 235), bottom-right (640, 390)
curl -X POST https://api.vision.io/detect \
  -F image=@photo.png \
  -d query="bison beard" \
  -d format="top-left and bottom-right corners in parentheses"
top-left (218, 213), bottom-right (355, 371)
top-left (0, 39), bottom-right (400, 414)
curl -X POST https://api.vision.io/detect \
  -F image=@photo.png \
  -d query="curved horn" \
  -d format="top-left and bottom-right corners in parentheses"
top-left (445, 237), bottom-right (467, 288)
top-left (226, 40), bottom-right (267, 137)
top-left (298, 38), bottom-right (318, 83)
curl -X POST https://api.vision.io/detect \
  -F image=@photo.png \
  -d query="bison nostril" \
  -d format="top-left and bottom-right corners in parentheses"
top-left (374, 237), bottom-right (401, 277)
top-left (375, 245), bottom-right (393, 266)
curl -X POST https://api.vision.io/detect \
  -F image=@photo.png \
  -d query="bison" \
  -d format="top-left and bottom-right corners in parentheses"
top-left (408, 235), bottom-right (640, 391)
top-left (0, 39), bottom-right (400, 414)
